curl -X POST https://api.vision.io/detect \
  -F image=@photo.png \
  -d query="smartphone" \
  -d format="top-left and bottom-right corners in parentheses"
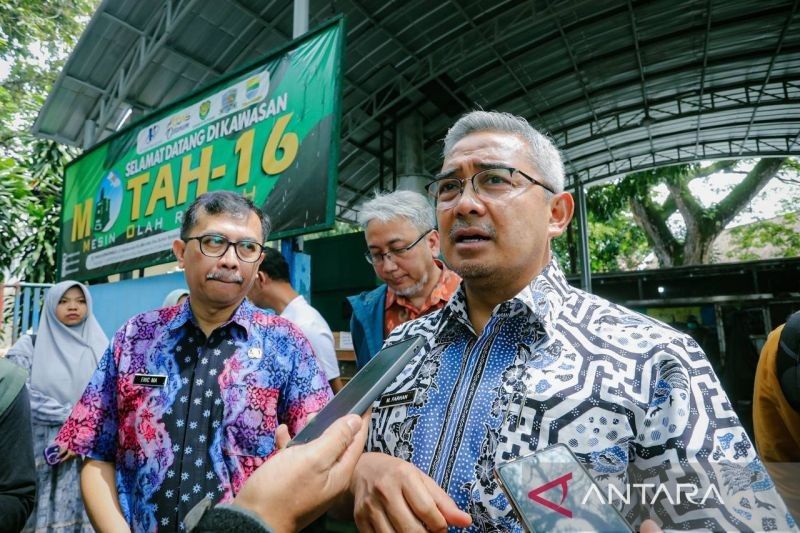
top-left (494, 443), bottom-right (633, 533)
top-left (290, 335), bottom-right (425, 445)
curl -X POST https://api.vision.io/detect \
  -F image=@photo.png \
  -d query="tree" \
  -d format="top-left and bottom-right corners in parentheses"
top-left (0, 0), bottom-right (96, 282)
top-left (585, 184), bottom-right (651, 271)
top-left (723, 212), bottom-right (800, 262)
top-left (598, 158), bottom-right (794, 268)
top-left (15, 140), bottom-right (76, 282)
top-left (0, 1), bottom-right (96, 153)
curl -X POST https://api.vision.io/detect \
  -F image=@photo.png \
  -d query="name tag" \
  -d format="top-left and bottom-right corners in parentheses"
top-left (133, 374), bottom-right (167, 387)
top-left (378, 390), bottom-right (417, 408)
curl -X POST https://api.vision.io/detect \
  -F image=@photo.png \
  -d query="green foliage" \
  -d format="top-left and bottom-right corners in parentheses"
top-left (0, 1), bottom-right (96, 152)
top-left (0, 157), bottom-right (31, 262)
top-left (14, 140), bottom-right (77, 282)
top-left (0, 1), bottom-right (95, 282)
top-left (575, 184), bottom-right (651, 272)
top-left (582, 159), bottom-right (795, 269)
top-left (588, 213), bottom-right (651, 272)
top-left (725, 212), bottom-right (800, 261)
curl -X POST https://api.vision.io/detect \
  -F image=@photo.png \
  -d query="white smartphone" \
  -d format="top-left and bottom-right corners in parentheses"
top-left (494, 443), bottom-right (634, 533)
top-left (289, 335), bottom-right (425, 445)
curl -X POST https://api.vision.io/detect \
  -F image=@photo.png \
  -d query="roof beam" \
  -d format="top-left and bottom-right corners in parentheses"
top-left (64, 74), bottom-right (106, 94)
top-left (737, 0), bottom-right (799, 155)
top-left (573, 137), bottom-right (800, 186)
top-left (447, 0), bottom-right (564, 159)
top-left (569, 118), bottom-right (800, 164)
top-left (626, 0), bottom-right (655, 156)
top-left (693, 0), bottom-right (713, 155)
top-left (556, 82), bottom-right (800, 150)
top-left (546, 3), bottom-right (621, 177)
top-left (85, 0), bottom-right (202, 145)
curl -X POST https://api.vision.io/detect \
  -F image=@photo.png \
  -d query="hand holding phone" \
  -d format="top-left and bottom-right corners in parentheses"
top-left (290, 335), bottom-right (425, 445)
top-left (494, 443), bottom-right (633, 532)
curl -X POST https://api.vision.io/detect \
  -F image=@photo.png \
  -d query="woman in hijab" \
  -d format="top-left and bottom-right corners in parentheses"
top-left (7, 281), bottom-right (109, 533)
top-left (162, 288), bottom-right (189, 307)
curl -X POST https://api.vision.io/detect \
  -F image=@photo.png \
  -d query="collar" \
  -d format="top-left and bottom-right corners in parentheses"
top-left (166, 297), bottom-right (257, 337)
top-left (385, 259), bottom-right (455, 311)
top-left (280, 295), bottom-right (305, 316)
top-left (440, 256), bottom-right (572, 335)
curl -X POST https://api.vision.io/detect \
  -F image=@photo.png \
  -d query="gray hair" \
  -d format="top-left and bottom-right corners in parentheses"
top-left (443, 110), bottom-right (565, 193)
top-left (181, 190), bottom-right (271, 242)
top-left (358, 190), bottom-right (436, 232)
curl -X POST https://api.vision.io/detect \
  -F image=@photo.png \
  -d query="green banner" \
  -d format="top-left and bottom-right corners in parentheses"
top-left (59, 19), bottom-right (344, 281)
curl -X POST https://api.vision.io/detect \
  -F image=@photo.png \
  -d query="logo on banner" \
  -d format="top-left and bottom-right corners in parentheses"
top-left (245, 76), bottom-right (260, 100)
top-left (145, 125), bottom-right (158, 143)
top-left (93, 171), bottom-right (123, 233)
top-left (528, 472), bottom-right (573, 518)
top-left (166, 113), bottom-right (191, 139)
top-left (221, 88), bottom-right (237, 113)
top-left (198, 100), bottom-right (211, 120)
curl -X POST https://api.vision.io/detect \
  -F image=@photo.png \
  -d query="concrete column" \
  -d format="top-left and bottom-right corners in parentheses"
top-left (395, 113), bottom-right (428, 195)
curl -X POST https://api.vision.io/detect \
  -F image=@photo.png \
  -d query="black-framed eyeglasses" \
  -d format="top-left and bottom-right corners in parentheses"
top-left (425, 167), bottom-right (555, 207)
top-left (364, 228), bottom-right (434, 265)
top-left (184, 234), bottom-right (265, 263)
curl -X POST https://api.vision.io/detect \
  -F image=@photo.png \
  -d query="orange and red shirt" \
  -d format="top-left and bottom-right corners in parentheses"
top-left (384, 260), bottom-right (461, 337)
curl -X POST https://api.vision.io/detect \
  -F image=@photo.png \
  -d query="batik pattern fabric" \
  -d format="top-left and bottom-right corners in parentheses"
top-left (22, 424), bottom-right (93, 533)
top-left (49, 299), bottom-right (331, 532)
top-left (368, 258), bottom-right (795, 532)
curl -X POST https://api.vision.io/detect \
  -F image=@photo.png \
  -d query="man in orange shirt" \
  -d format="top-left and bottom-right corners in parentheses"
top-left (348, 190), bottom-right (461, 368)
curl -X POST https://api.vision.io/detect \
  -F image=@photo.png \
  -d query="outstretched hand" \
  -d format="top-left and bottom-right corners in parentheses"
top-left (233, 414), bottom-right (368, 532)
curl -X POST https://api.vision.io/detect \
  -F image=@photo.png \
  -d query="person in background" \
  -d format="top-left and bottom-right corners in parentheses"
top-left (163, 288), bottom-right (190, 307)
top-left (6, 281), bottom-right (109, 533)
top-left (249, 246), bottom-right (344, 393)
top-left (754, 310), bottom-right (800, 520)
top-left (0, 358), bottom-right (36, 532)
top-left (46, 191), bottom-right (332, 532)
top-left (347, 190), bottom-right (461, 368)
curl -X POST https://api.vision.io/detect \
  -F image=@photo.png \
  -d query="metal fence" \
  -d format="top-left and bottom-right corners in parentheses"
top-left (2, 282), bottom-right (53, 344)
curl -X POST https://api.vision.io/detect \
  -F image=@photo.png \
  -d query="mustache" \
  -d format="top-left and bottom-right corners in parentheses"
top-left (448, 219), bottom-right (496, 241)
top-left (206, 271), bottom-right (244, 284)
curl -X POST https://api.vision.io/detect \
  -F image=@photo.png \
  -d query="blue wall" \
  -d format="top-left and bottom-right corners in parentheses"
top-left (88, 271), bottom-right (188, 337)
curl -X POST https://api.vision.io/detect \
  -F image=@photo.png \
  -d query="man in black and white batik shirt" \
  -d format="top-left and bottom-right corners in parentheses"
top-left (345, 110), bottom-right (794, 533)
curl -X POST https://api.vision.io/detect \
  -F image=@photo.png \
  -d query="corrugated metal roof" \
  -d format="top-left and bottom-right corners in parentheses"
top-left (33, 0), bottom-right (800, 223)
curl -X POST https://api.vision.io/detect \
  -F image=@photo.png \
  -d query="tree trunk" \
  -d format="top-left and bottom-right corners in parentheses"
top-left (629, 158), bottom-right (786, 267)
top-left (630, 197), bottom-right (676, 267)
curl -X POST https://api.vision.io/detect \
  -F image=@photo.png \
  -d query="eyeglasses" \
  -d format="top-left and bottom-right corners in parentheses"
top-left (364, 228), bottom-right (434, 265)
top-left (184, 234), bottom-right (265, 263)
top-left (425, 167), bottom-right (554, 208)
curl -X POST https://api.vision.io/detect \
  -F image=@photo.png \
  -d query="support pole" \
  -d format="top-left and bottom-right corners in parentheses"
top-left (576, 182), bottom-right (592, 293)
top-left (293, 0), bottom-right (309, 38)
top-left (83, 119), bottom-right (96, 150)
top-left (394, 113), bottom-right (428, 195)
top-left (281, 0), bottom-right (311, 301)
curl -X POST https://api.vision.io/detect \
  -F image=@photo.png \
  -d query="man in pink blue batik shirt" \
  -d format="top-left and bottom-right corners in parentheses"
top-left (48, 191), bottom-right (332, 532)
